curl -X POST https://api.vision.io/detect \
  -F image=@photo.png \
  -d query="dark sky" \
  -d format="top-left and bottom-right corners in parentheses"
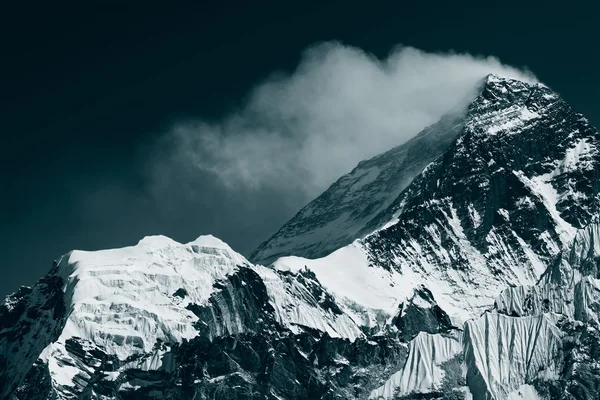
top-left (1, 0), bottom-right (599, 298)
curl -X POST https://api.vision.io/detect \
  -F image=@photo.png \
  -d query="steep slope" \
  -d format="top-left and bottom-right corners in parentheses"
top-left (250, 109), bottom-right (466, 265)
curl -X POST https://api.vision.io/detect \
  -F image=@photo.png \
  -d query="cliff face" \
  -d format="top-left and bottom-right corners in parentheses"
top-left (3, 75), bottom-right (600, 399)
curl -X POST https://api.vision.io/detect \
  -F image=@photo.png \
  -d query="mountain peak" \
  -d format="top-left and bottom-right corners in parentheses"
top-left (136, 234), bottom-right (179, 248)
top-left (482, 72), bottom-right (538, 85)
top-left (476, 73), bottom-right (541, 101)
top-left (472, 73), bottom-right (546, 106)
top-left (250, 73), bottom-right (551, 265)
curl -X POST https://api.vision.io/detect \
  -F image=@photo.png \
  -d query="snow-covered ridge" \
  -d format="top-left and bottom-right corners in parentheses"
top-left (56, 235), bottom-right (245, 354)
top-left (32, 235), bottom-right (248, 394)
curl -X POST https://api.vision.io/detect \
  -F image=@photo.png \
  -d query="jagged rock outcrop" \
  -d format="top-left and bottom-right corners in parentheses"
top-left (0, 264), bottom-right (66, 399)
top-left (391, 286), bottom-right (455, 342)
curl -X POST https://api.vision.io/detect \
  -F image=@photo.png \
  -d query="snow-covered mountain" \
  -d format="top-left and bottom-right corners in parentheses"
top-left (3, 74), bottom-right (600, 399)
top-left (250, 106), bottom-right (466, 266)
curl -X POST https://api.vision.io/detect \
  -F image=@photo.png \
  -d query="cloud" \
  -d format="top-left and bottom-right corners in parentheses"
top-left (153, 43), bottom-right (535, 203)
top-left (145, 43), bottom-right (535, 252)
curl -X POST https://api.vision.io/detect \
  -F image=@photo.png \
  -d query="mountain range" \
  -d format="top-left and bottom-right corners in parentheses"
top-left (2, 74), bottom-right (600, 399)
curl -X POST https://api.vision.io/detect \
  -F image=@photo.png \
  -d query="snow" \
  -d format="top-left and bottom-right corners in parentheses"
top-left (558, 138), bottom-right (596, 173)
top-left (252, 265), bottom-right (363, 340)
top-left (8, 74), bottom-right (600, 399)
top-left (514, 196), bottom-right (535, 210)
top-left (274, 243), bottom-right (398, 312)
top-left (136, 234), bottom-right (180, 249)
top-left (272, 185), bottom-right (553, 333)
top-left (507, 384), bottom-right (543, 400)
top-left (464, 312), bottom-right (563, 399)
top-left (497, 208), bottom-right (510, 221)
top-left (261, 74), bottom-right (589, 347)
top-left (102, 371), bottom-right (120, 381)
top-left (495, 284), bottom-right (567, 318)
top-left (2, 298), bottom-right (17, 312)
top-left (53, 235), bottom-right (246, 361)
top-left (369, 332), bottom-right (462, 399)
top-left (411, 293), bottom-right (433, 309)
top-left (273, 243), bottom-right (406, 327)
top-left (20, 231), bottom-right (372, 397)
top-left (514, 170), bottom-right (577, 245)
top-left (251, 111), bottom-right (465, 265)
top-left (273, 199), bottom-right (539, 330)
top-left (43, 342), bottom-right (91, 389)
top-left (496, 222), bottom-right (600, 326)
top-left (570, 222), bottom-right (600, 261)
top-left (375, 196), bottom-right (408, 233)
top-left (512, 233), bottom-right (547, 277)
top-left (468, 204), bottom-right (482, 228)
top-left (485, 106), bottom-right (540, 135)
top-left (25, 234), bottom-right (254, 394)
top-left (49, 360), bottom-right (82, 387)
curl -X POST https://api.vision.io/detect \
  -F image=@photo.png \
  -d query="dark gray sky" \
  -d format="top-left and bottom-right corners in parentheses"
top-left (1, 0), bottom-right (599, 298)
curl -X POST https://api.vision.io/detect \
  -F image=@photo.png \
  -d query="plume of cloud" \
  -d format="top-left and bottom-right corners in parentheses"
top-left (154, 43), bottom-right (535, 205)
top-left (145, 43), bottom-right (536, 253)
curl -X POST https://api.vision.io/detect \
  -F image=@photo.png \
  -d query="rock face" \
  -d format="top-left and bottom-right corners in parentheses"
top-left (3, 74), bottom-right (600, 399)
top-left (250, 109), bottom-right (466, 266)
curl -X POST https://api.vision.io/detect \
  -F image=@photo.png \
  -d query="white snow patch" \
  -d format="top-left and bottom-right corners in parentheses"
top-left (514, 170), bottom-right (577, 245)
top-left (411, 293), bottom-right (433, 309)
top-left (253, 264), bottom-right (363, 340)
top-left (43, 342), bottom-right (91, 389)
top-left (273, 243), bottom-right (407, 326)
top-left (486, 106), bottom-right (540, 135)
top-left (508, 384), bottom-right (543, 400)
top-left (515, 196), bottom-right (535, 210)
top-left (468, 204), bottom-right (482, 228)
top-left (497, 208), bottom-right (510, 221)
top-left (558, 138), bottom-right (596, 173)
top-left (369, 332), bottom-right (462, 399)
top-left (103, 371), bottom-right (120, 381)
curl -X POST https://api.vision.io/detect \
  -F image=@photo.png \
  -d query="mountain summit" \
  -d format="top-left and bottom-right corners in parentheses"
top-left (250, 73), bottom-right (576, 266)
top-left (3, 75), bottom-right (600, 399)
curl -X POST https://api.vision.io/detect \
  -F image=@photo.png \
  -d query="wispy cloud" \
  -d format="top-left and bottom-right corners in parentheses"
top-left (153, 43), bottom-right (535, 202)
top-left (145, 43), bottom-right (535, 251)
